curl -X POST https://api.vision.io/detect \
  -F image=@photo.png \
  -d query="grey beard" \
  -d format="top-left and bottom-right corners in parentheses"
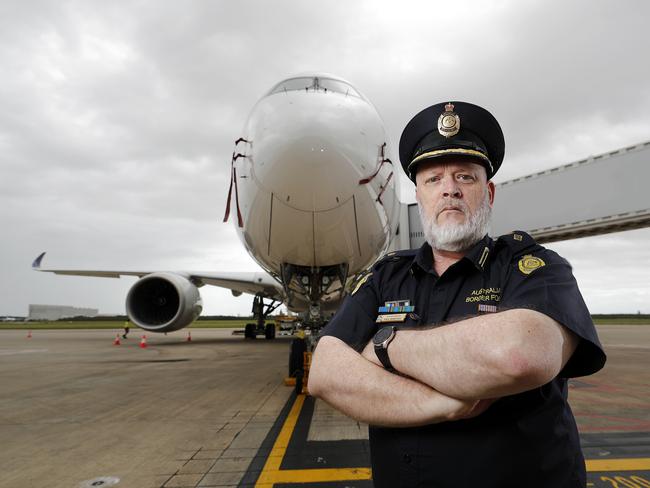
top-left (418, 192), bottom-right (492, 252)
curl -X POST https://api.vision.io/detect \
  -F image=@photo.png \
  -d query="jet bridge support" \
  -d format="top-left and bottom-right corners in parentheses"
top-left (399, 141), bottom-right (650, 248)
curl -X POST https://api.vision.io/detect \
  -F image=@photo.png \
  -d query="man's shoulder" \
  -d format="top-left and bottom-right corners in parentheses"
top-left (496, 230), bottom-right (550, 257)
top-left (494, 231), bottom-right (568, 267)
top-left (347, 249), bottom-right (417, 296)
top-left (372, 248), bottom-right (418, 269)
top-left (364, 248), bottom-right (418, 284)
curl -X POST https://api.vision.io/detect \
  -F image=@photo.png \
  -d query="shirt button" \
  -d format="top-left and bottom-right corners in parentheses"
top-left (403, 453), bottom-right (412, 464)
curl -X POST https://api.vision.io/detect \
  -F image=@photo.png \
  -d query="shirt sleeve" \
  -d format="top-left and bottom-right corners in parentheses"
top-left (319, 272), bottom-right (380, 351)
top-left (499, 248), bottom-right (606, 378)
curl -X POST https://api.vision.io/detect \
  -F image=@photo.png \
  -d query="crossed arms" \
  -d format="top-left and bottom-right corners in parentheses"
top-left (307, 309), bottom-right (578, 428)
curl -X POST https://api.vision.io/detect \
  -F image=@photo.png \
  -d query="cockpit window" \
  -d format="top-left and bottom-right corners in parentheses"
top-left (267, 76), bottom-right (362, 99)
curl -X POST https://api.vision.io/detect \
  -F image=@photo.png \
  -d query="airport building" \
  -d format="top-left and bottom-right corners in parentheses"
top-left (28, 304), bottom-right (98, 321)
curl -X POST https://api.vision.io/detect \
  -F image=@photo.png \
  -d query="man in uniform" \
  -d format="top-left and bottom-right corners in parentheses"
top-left (308, 101), bottom-right (606, 488)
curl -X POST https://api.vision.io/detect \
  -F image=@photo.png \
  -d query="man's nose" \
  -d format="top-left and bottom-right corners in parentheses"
top-left (442, 177), bottom-right (462, 198)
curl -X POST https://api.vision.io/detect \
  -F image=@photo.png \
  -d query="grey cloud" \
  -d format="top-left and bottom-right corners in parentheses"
top-left (1, 0), bottom-right (648, 316)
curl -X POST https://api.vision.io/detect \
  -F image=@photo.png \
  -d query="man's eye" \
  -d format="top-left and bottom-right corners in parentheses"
top-left (458, 174), bottom-right (474, 181)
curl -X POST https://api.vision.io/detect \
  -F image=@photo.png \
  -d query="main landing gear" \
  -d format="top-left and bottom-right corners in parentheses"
top-left (244, 295), bottom-right (281, 340)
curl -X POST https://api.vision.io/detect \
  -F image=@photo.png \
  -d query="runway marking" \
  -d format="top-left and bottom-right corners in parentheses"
top-left (248, 393), bottom-right (650, 486)
top-left (577, 413), bottom-right (650, 433)
top-left (606, 344), bottom-right (650, 350)
top-left (587, 458), bottom-right (650, 471)
top-left (254, 394), bottom-right (371, 487)
top-left (0, 349), bottom-right (48, 356)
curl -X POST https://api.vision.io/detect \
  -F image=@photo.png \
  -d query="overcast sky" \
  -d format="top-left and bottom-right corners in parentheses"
top-left (1, 0), bottom-right (649, 317)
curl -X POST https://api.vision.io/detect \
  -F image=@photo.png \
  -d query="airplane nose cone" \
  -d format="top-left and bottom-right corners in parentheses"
top-left (260, 135), bottom-right (358, 211)
top-left (242, 91), bottom-right (381, 212)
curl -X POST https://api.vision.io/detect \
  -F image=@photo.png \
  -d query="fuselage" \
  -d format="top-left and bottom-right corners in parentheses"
top-left (230, 74), bottom-right (398, 315)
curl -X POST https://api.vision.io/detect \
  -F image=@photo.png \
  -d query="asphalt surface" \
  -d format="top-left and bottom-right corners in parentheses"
top-left (0, 325), bottom-right (648, 488)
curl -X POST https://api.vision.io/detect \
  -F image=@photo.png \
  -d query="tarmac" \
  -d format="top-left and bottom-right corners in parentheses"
top-left (0, 324), bottom-right (648, 488)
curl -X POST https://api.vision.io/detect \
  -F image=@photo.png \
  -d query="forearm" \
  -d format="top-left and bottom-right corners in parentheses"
top-left (309, 336), bottom-right (489, 427)
top-left (388, 309), bottom-right (576, 399)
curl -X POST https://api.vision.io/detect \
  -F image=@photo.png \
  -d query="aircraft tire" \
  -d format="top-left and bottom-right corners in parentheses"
top-left (245, 323), bottom-right (256, 339)
top-left (289, 338), bottom-right (306, 377)
top-left (265, 322), bottom-right (275, 340)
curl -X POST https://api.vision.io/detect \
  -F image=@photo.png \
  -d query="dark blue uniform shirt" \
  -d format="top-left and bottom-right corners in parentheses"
top-left (320, 231), bottom-right (606, 488)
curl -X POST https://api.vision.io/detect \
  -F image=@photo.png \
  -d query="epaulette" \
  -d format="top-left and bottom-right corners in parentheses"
top-left (349, 268), bottom-right (373, 296)
top-left (347, 249), bottom-right (417, 296)
top-left (496, 230), bottom-right (540, 256)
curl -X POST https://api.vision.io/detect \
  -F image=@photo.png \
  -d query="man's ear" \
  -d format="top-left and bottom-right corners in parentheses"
top-left (487, 180), bottom-right (495, 206)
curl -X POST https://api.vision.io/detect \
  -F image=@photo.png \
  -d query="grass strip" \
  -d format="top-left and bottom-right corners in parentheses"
top-left (2, 318), bottom-right (650, 330)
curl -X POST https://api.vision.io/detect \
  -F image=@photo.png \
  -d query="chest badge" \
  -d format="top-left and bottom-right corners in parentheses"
top-left (518, 255), bottom-right (546, 275)
top-left (376, 300), bottom-right (414, 323)
top-left (376, 314), bottom-right (407, 323)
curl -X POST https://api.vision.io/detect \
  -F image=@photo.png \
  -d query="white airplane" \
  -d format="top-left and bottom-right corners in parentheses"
top-left (32, 73), bottom-right (400, 372)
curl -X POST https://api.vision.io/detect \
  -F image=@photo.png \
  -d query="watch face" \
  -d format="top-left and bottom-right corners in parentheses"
top-left (374, 326), bottom-right (394, 345)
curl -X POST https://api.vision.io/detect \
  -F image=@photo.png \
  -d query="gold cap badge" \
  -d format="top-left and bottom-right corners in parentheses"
top-left (438, 102), bottom-right (460, 138)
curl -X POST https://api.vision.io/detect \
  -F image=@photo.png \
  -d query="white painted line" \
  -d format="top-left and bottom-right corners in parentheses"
top-left (0, 349), bottom-right (49, 356)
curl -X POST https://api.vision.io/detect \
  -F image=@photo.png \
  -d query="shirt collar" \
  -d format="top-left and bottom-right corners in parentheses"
top-left (463, 235), bottom-right (494, 271)
top-left (411, 235), bottom-right (494, 274)
top-left (412, 242), bottom-right (434, 274)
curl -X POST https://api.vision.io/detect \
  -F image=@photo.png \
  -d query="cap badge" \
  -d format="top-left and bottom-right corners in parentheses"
top-left (438, 103), bottom-right (460, 138)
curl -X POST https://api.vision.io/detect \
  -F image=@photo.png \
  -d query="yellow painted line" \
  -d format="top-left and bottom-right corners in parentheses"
top-left (258, 467), bottom-right (372, 484)
top-left (255, 394), bottom-right (373, 487)
top-left (255, 394), bottom-right (305, 486)
top-left (586, 457), bottom-right (650, 472)
top-left (255, 393), bottom-right (650, 486)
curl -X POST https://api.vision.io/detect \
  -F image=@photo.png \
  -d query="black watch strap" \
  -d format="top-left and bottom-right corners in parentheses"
top-left (375, 345), bottom-right (394, 371)
top-left (373, 326), bottom-right (397, 371)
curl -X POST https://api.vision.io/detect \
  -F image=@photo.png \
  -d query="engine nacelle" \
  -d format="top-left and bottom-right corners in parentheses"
top-left (126, 272), bottom-right (202, 333)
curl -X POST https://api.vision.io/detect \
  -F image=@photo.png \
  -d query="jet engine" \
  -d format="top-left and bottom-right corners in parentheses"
top-left (126, 272), bottom-right (202, 333)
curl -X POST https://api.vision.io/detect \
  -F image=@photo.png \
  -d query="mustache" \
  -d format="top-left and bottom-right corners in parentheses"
top-left (434, 198), bottom-right (470, 218)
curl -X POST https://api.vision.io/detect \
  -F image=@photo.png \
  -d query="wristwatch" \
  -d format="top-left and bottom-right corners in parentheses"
top-left (373, 326), bottom-right (397, 371)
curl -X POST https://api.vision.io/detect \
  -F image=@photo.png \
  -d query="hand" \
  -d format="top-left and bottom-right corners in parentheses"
top-left (360, 340), bottom-right (382, 367)
top-left (442, 396), bottom-right (496, 422)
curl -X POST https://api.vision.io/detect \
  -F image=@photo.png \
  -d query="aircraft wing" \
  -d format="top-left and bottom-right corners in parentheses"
top-left (32, 252), bottom-right (284, 300)
top-left (188, 271), bottom-right (284, 299)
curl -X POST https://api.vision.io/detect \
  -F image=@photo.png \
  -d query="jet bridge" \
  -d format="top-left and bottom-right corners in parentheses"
top-left (403, 140), bottom-right (650, 248)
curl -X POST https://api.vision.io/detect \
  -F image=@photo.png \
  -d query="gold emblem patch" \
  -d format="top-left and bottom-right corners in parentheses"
top-left (518, 255), bottom-right (545, 275)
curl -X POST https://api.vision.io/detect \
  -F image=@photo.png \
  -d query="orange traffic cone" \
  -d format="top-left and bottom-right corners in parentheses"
top-left (139, 334), bottom-right (148, 349)
top-left (186, 331), bottom-right (192, 342)
top-left (113, 334), bottom-right (121, 346)
top-left (27, 330), bottom-right (32, 339)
